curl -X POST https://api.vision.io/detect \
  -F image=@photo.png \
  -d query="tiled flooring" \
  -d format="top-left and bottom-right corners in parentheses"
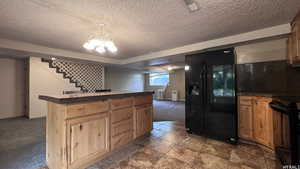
top-left (83, 121), bottom-right (281, 169)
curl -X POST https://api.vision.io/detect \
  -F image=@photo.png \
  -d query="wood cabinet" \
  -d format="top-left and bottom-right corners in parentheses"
top-left (253, 98), bottom-right (274, 148)
top-left (238, 102), bottom-right (253, 140)
top-left (67, 113), bottom-right (109, 169)
top-left (288, 11), bottom-right (300, 66)
top-left (238, 96), bottom-right (289, 151)
top-left (136, 105), bottom-right (153, 137)
top-left (46, 94), bottom-right (153, 169)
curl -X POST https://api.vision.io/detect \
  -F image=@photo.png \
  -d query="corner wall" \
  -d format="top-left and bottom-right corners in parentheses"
top-left (0, 58), bottom-right (26, 119)
top-left (105, 67), bottom-right (145, 92)
top-left (29, 57), bottom-right (78, 118)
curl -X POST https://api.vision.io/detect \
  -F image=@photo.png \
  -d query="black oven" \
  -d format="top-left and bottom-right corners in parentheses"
top-left (270, 101), bottom-right (300, 165)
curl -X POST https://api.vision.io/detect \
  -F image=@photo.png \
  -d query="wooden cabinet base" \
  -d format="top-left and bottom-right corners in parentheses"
top-left (238, 96), bottom-right (290, 151)
top-left (46, 94), bottom-right (153, 169)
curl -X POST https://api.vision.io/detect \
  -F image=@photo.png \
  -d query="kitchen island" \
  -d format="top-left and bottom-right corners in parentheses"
top-left (39, 91), bottom-right (153, 169)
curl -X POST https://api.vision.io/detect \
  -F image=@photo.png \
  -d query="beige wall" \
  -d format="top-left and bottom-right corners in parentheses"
top-left (0, 58), bottom-right (26, 119)
top-left (105, 67), bottom-right (145, 92)
top-left (29, 57), bottom-right (78, 118)
top-left (144, 69), bottom-right (185, 101)
top-left (165, 69), bottom-right (185, 101)
top-left (235, 38), bottom-right (287, 64)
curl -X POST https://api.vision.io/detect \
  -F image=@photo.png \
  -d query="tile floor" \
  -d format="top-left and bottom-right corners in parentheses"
top-left (1, 104), bottom-right (282, 169)
top-left (82, 121), bottom-right (281, 169)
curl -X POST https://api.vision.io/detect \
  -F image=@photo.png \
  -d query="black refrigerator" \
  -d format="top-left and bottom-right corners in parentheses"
top-left (185, 48), bottom-right (237, 144)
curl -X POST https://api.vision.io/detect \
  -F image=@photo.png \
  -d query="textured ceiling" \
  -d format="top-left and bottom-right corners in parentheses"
top-left (0, 0), bottom-right (299, 59)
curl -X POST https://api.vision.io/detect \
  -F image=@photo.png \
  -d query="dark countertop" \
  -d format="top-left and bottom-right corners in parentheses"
top-left (237, 92), bottom-right (300, 103)
top-left (39, 91), bottom-right (154, 104)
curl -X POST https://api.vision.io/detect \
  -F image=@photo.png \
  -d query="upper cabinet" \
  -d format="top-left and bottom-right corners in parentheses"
top-left (288, 11), bottom-right (300, 66)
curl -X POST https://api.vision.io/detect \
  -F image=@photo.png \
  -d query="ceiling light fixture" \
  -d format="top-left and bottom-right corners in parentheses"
top-left (168, 66), bottom-right (173, 71)
top-left (83, 24), bottom-right (118, 54)
top-left (184, 0), bottom-right (200, 12)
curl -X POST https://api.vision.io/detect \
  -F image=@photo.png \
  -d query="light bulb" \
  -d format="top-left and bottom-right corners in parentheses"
top-left (96, 46), bottom-right (106, 54)
top-left (89, 39), bottom-right (103, 47)
top-left (185, 65), bottom-right (190, 71)
top-left (105, 41), bottom-right (118, 53)
top-left (108, 46), bottom-right (118, 53)
top-left (83, 42), bottom-right (94, 50)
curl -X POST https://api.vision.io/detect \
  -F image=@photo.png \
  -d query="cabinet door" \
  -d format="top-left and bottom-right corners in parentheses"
top-left (253, 99), bottom-right (273, 147)
top-left (136, 105), bottom-right (153, 137)
top-left (238, 105), bottom-right (253, 140)
top-left (67, 113), bottom-right (109, 168)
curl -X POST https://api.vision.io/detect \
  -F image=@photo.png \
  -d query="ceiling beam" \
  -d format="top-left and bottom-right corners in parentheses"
top-left (121, 24), bottom-right (291, 64)
top-left (0, 38), bottom-right (122, 64)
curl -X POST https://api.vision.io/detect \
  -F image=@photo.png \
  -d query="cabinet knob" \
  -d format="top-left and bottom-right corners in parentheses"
top-left (79, 124), bottom-right (83, 130)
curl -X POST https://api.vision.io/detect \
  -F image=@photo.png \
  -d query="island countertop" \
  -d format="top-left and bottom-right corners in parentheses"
top-left (39, 91), bottom-right (154, 104)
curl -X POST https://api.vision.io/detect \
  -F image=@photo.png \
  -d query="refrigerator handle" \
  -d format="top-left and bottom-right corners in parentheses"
top-left (202, 64), bottom-right (208, 106)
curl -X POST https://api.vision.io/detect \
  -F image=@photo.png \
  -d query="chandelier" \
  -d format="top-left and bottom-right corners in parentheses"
top-left (83, 24), bottom-right (118, 54)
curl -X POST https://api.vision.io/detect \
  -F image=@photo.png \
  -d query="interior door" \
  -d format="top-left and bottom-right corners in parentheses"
top-left (205, 63), bottom-right (236, 142)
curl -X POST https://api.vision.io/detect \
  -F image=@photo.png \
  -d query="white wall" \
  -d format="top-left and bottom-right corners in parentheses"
top-left (105, 67), bottom-right (145, 92)
top-left (29, 57), bottom-right (78, 118)
top-left (0, 58), bottom-right (26, 119)
top-left (235, 38), bottom-right (287, 64)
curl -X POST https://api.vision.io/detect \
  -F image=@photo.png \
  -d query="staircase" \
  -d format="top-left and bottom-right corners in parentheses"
top-left (41, 58), bottom-right (87, 91)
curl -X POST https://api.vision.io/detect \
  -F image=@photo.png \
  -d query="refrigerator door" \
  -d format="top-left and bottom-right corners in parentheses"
top-left (205, 64), bottom-right (237, 143)
top-left (185, 58), bottom-right (206, 134)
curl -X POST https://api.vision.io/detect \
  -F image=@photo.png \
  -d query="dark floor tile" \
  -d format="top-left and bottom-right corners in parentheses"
top-left (194, 153), bottom-right (231, 169)
top-left (154, 155), bottom-right (194, 169)
top-left (118, 147), bottom-right (164, 169)
top-left (229, 149), bottom-right (267, 169)
top-left (166, 144), bottom-right (200, 166)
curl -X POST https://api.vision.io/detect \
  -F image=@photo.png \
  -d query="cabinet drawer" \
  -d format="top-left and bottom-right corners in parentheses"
top-left (239, 96), bottom-right (253, 106)
top-left (111, 130), bottom-right (133, 151)
top-left (111, 107), bottom-right (133, 124)
top-left (111, 119), bottom-right (133, 137)
top-left (67, 100), bottom-right (109, 119)
top-left (110, 97), bottom-right (133, 110)
top-left (134, 95), bottom-right (152, 106)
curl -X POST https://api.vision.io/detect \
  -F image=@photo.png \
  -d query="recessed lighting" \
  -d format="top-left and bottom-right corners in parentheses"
top-left (185, 65), bottom-right (190, 71)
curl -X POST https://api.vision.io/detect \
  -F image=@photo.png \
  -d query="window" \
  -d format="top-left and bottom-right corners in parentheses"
top-left (149, 73), bottom-right (169, 86)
